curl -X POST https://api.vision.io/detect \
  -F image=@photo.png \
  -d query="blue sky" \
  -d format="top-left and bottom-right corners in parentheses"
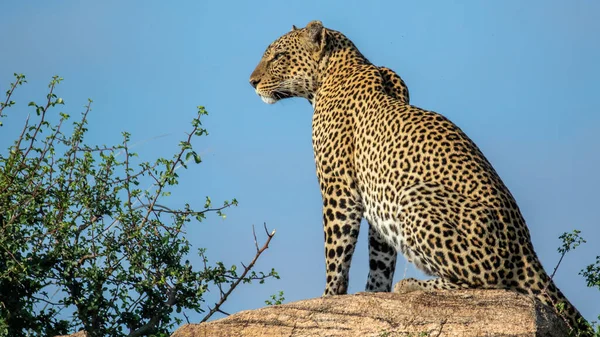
top-left (1, 0), bottom-right (599, 326)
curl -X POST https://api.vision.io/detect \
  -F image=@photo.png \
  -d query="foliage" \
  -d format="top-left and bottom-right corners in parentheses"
top-left (580, 256), bottom-right (600, 292)
top-left (579, 253), bottom-right (600, 336)
top-left (264, 290), bottom-right (285, 306)
top-left (553, 230), bottom-right (600, 336)
top-left (0, 74), bottom-right (278, 337)
top-left (558, 230), bottom-right (587, 255)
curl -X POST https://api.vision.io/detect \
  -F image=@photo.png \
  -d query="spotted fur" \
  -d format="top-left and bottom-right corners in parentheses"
top-left (249, 21), bottom-right (590, 335)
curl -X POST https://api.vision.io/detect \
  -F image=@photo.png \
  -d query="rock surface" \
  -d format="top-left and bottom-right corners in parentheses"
top-left (171, 289), bottom-right (569, 337)
top-left (56, 332), bottom-right (88, 337)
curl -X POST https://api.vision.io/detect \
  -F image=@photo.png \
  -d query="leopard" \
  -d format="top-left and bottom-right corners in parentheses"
top-left (249, 20), bottom-right (590, 334)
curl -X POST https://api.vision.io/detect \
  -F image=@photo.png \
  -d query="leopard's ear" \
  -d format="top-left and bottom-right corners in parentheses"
top-left (303, 20), bottom-right (328, 56)
top-left (306, 20), bottom-right (324, 45)
top-left (291, 24), bottom-right (298, 31)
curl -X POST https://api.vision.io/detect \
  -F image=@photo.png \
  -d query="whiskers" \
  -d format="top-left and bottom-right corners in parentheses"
top-left (278, 78), bottom-right (311, 93)
top-left (255, 77), bottom-right (314, 103)
top-left (276, 78), bottom-right (314, 99)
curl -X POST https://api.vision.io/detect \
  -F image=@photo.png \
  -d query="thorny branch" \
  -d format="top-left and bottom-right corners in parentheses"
top-left (201, 223), bottom-right (276, 323)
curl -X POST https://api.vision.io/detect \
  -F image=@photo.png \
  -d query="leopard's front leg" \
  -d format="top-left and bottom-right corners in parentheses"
top-left (320, 180), bottom-right (363, 295)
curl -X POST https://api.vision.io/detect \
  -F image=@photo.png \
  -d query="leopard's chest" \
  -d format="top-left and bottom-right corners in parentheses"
top-left (311, 104), bottom-right (356, 175)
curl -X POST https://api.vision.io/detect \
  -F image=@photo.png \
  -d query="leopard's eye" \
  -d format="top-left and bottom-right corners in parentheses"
top-left (272, 52), bottom-right (286, 61)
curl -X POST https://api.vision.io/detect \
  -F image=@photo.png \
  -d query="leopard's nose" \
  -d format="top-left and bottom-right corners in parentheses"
top-left (249, 78), bottom-right (260, 89)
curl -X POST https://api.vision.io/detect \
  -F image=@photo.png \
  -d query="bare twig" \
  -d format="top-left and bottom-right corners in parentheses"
top-left (549, 252), bottom-right (566, 282)
top-left (216, 309), bottom-right (230, 316)
top-left (200, 224), bottom-right (276, 323)
top-left (252, 224), bottom-right (259, 251)
top-left (31, 295), bottom-right (63, 307)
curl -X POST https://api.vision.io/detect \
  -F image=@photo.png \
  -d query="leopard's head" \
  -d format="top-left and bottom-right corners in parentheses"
top-left (249, 21), bottom-right (329, 105)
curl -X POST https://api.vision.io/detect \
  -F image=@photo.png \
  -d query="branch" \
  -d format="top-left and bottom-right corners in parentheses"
top-left (137, 120), bottom-right (200, 231)
top-left (216, 308), bottom-right (230, 316)
top-left (0, 74), bottom-right (24, 116)
top-left (200, 223), bottom-right (276, 323)
top-left (140, 203), bottom-right (235, 217)
top-left (77, 253), bottom-right (99, 267)
top-left (76, 145), bottom-right (120, 152)
top-left (32, 295), bottom-right (64, 307)
top-left (548, 252), bottom-right (566, 283)
top-left (127, 288), bottom-right (177, 337)
top-left (21, 78), bottom-right (59, 160)
top-left (182, 311), bottom-right (191, 324)
top-left (0, 113), bottom-right (29, 196)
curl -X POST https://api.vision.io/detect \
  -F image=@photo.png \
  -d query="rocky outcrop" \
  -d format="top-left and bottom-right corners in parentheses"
top-left (56, 331), bottom-right (88, 337)
top-left (171, 289), bottom-right (569, 337)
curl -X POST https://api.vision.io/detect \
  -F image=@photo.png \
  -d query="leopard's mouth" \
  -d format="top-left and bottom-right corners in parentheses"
top-left (259, 94), bottom-right (277, 104)
top-left (273, 90), bottom-right (292, 100)
top-left (258, 90), bottom-right (292, 104)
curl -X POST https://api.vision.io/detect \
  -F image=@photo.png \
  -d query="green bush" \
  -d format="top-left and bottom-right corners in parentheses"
top-left (0, 74), bottom-right (278, 337)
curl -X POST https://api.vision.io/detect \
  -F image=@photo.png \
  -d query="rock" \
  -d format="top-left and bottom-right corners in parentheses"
top-left (55, 331), bottom-right (88, 337)
top-left (171, 289), bottom-right (569, 337)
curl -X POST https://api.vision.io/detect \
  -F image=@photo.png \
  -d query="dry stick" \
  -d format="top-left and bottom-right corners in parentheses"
top-left (182, 310), bottom-right (191, 325)
top-left (200, 223), bottom-right (276, 323)
top-left (541, 249), bottom-right (573, 331)
top-left (549, 251), bottom-right (567, 282)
